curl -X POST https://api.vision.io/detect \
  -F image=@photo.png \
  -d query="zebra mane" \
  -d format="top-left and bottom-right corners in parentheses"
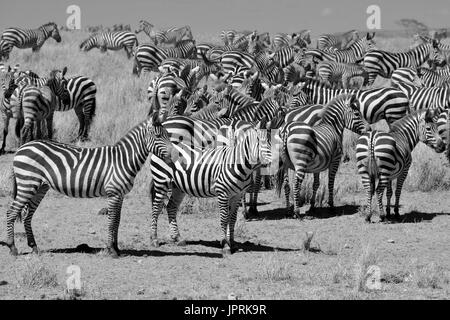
top-left (191, 103), bottom-right (224, 119)
top-left (40, 22), bottom-right (57, 29)
top-left (175, 39), bottom-right (196, 47)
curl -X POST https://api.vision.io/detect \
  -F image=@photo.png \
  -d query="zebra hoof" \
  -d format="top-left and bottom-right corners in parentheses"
top-left (365, 215), bottom-right (372, 223)
top-left (150, 238), bottom-right (161, 247)
top-left (107, 247), bottom-right (120, 258)
top-left (31, 245), bottom-right (40, 255)
top-left (9, 246), bottom-right (18, 256)
top-left (97, 208), bottom-right (108, 215)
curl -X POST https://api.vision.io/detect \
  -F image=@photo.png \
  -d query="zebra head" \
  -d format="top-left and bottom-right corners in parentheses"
top-left (41, 23), bottom-right (61, 43)
top-left (0, 63), bottom-right (20, 99)
top-left (420, 108), bottom-right (446, 153)
top-left (183, 26), bottom-right (193, 40)
top-left (135, 20), bottom-right (153, 34)
top-left (145, 111), bottom-right (176, 164)
top-left (47, 67), bottom-right (70, 106)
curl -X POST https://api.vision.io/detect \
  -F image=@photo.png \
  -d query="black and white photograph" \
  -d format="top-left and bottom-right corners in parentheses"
top-left (0, 0), bottom-right (448, 304)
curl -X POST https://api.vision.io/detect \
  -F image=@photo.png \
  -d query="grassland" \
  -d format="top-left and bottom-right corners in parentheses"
top-left (0, 31), bottom-right (448, 300)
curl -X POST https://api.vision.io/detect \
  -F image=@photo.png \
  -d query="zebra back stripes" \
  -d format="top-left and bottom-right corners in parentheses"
top-left (317, 30), bottom-right (359, 50)
top-left (154, 26), bottom-right (193, 46)
top-left (80, 31), bottom-right (138, 59)
top-left (5, 113), bottom-right (174, 257)
top-left (132, 39), bottom-right (196, 75)
top-left (299, 79), bottom-right (410, 125)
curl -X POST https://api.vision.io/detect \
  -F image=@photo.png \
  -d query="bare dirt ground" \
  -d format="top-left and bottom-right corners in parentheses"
top-left (0, 151), bottom-right (448, 300)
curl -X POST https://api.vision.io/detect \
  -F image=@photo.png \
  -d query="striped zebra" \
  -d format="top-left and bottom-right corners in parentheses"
top-left (417, 67), bottom-right (450, 87)
top-left (14, 71), bottom-right (97, 141)
top-left (0, 22), bottom-right (61, 60)
top-left (391, 68), bottom-right (450, 110)
top-left (207, 35), bottom-right (252, 61)
top-left (149, 120), bottom-right (272, 255)
top-left (306, 33), bottom-right (375, 64)
top-left (79, 31), bottom-right (138, 59)
top-left (10, 68), bottom-right (70, 145)
top-left (220, 30), bottom-right (238, 45)
top-left (211, 84), bottom-right (257, 116)
top-left (363, 40), bottom-right (441, 86)
top-left (196, 43), bottom-right (215, 59)
top-left (132, 39), bottom-right (197, 76)
top-left (356, 109), bottom-right (444, 222)
top-left (158, 54), bottom-right (220, 82)
top-left (272, 30), bottom-right (311, 50)
top-left (298, 79), bottom-right (410, 126)
top-left (268, 46), bottom-right (305, 69)
top-left (4, 112), bottom-right (175, 257)
top-left (317, 61), bottom-right (369, 89)
top-left (153, 26), bottom-right (193, 46)
top-left (135, 20), bottom-right (157, 42)
top-left (275, 94), bottom-right (368, 217)
top-left (317, 30), bottom-right (359, 50)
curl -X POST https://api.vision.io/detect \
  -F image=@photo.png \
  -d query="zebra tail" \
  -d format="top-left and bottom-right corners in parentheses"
top-left (367, 131), bottom-right (377, 195)
top-left (132, 55), bottom-right (141, 76)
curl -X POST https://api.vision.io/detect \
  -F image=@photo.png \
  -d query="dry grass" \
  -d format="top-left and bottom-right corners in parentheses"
top-left (15, 255), bottom-right (59, 289)
top-left (415, 263), bottom-right (449, 290)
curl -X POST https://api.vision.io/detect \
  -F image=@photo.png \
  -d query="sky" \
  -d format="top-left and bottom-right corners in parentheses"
top-left (0, 0), bottom-right (449, 37)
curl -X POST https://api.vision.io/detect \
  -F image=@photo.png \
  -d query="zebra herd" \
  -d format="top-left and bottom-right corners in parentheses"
top-left (1, 21), bottom-right (450, 258)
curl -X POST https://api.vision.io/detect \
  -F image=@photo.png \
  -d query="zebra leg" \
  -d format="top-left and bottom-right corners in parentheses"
top-left (218, 193), bottom-right (232, 256)
top-left (283, 172), bottom-right (292, 214)
top-left (166, 188), bottom-right (186, 245)
top-left (0, 115), bottom-right (10, 155)
top-left (23, 184), bottom-right (50, 254)
top-left (105, 193), bottom-right (124, 258)
top-left (20, 120), bottom-right (34, 146)
top-left (149, 180), bottom-right (170, 247)
top-left (309, 173), bottom-right (320, 212)
top-left (74, 107), bottom-right (86, 141)
top-left (376, 179), bottom-right (388, 222)
top-left (248, 169), bottom-right (261, 217)
top-left (327, 157), bottom-right (341, 210)
top-left (386, 181), bottom-right (393, 219)
top-left (227, 194), bottom-right (241, 253)
top-left (293, 169), bottom-right (306, 218)
top-left (393, 166), bottom-right (410, 220)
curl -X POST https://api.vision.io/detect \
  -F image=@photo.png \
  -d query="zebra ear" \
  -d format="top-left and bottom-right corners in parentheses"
top-left (62, 67), bottom-right (68, 77)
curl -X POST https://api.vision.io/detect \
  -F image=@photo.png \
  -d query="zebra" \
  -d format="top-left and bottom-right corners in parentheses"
top-left (0, 22), bottom-right (61, 60)
top-left (135, 20), bottom-right (157, 43)
top-left (13, 71), bottom-right (98, 141)
top-left (158, 53), bottom-right (220, 82)
top-left (272, 30), bottom-right (311, 50)
top-left (275, 94), bottom-right (368, 218)
top-left (148, 119), bottom-right (272, 255)
top-left (132, 39), bottom-right (197, 76)
top-left (196, 43), bottom-right (215, 59)
top-left (317, 61), bottom-right (369, 89)
top-left (154, 26), bottom-right (193, 46)
top-left (306, 33), bottom-right (376, 64)
top-left (363, 40), bottom-right (441, 86)
top-left (220, 30), bottom-right (238, 45)
top-left (210, 84), bottom-right (257, 116)
top-left (356, 109), bottom-right (445, 222)
top-left (298, 79), bottom-right (410, 126)
top-left (268, 46), bottom-right (305, 69)
top-left (9, 68), bottom-right (70, 146)
top-left (4, 112), bottom-right (175, 257)
top-left (317, 30), bottom-right (359, 50)
top-left (417, 67), bottom-right (450, 87)
top-left (79, 31), bottom-right (138, 59)
top-left (391, 68), bottom-right (450, 111)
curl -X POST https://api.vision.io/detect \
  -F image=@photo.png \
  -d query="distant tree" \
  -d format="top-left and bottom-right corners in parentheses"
top-left (396, 18), bottom-right (429, 36)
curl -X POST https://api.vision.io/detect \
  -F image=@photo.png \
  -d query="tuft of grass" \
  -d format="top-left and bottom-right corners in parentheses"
top-left (16, 256), bottom-right (59, 289)
top-left (256, 254), bottom-right (293, 282)
top-left (302, 232), bottom-right (315, 252)
top-left (355, 245), bottom-right (380, 292)
top-left (234, 217), bottom-right (250, 240)
top-left (415, 263), bottom-right (449, 290)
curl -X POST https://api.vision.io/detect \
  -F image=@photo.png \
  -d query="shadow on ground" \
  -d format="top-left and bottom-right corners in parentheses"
top-left (389, 210), bottom-right (449, 223)
top-left (245, 204), bottom-right (360, 221)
